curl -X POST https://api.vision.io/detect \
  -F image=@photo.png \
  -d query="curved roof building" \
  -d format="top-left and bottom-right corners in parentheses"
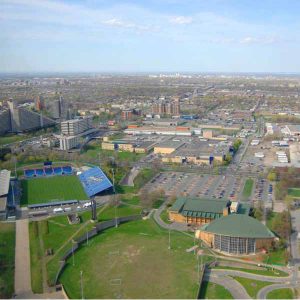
top-left (196, 214), bottom-right (275, 255)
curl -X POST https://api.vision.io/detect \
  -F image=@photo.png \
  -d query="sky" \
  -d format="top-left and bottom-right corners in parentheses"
top-left (1, 0), bottom-right (300, 73)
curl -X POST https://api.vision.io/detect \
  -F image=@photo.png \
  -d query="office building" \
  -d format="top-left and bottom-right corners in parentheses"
top-left (59, 135), bottom-right (80, 150)
top-left (61, 116), bottom-right (93, 136)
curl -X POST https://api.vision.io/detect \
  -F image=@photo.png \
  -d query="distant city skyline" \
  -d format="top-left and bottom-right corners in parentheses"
top-left (1, 0), bottom-right (300, 73)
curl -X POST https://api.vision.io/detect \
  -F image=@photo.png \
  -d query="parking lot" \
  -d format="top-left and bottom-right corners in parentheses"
top-left (143, 172), bottom-right (270, 205)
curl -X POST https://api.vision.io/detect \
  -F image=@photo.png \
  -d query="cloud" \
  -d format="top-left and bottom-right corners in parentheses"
top-left (240, 36), bottom-right (280, 45)
top-left (169, 16), bottom-right (193, 24)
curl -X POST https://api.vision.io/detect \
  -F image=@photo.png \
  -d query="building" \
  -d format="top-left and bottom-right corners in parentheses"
top-left (34, 95), bottom-right (44, 111)
top-left (154, 140), bottom-right (184, 154)
top-left (152, 98), bottom-right (180, 116)
top-left (168, 197), bottom-right (250, 225)
top-left (0, 169), bottom-right (11, 220)
top-left (124, 125), bottom-right (192, 136)
top-left (59, 135), bottom-right (80, 150)
top-left (142, 118), bottom-right (183, 127)
top-left (121, 109), bottom-right (133, 120)
top-left (0, 100), bottom-right (55, 135)
top-left (61, 116), bottom-right (93, 136)
top-left (161, 139), bottom-right (229, 165)
top-left (196, 214), bottom-right (275, 255)
top-left (101, 140), bottom-right (156, 154)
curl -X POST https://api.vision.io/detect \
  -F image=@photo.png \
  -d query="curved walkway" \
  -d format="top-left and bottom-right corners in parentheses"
top-left (204, 273), bottom-right (250, 299)
top-left (257, 283), bottom-right (296, 299)
top-left (209, 269), bottom-right (292, 283)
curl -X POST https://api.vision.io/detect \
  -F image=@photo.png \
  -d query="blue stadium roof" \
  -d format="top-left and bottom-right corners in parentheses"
top-left (78, 167), bottom-right (113, 197)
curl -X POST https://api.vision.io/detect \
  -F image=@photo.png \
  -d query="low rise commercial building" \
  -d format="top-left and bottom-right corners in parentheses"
top-left (169, 197), bottom-right (250, 225)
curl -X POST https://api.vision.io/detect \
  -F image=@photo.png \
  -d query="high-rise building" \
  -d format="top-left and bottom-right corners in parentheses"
top-left (61, 116), bottom-right (93, 136)
top-left (121, 109), bottom-right (133, 120)
top-left (34, 95), bottom-right (44, 111)
top-left (59, 135), bottom-right (80, 150)
top-left (152, 98), bottom-right (180, 116)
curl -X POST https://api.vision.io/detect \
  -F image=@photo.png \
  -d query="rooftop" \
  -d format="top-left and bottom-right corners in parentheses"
top-left (201, 214), bottom-right (275, 239)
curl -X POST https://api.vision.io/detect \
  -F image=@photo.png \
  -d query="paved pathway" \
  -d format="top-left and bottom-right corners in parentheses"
top-left (204, 273), bottom-right (250, 299)
top-left (14, 219), bottom-right (32, 298)
top-left (14, 219), bottom-right (65, 299)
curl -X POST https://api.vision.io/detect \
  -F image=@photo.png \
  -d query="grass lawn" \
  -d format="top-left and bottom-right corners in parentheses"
top-left (29, 203), bottom-right (142, 287)
top-left (199, 281), bottom-right (233, 299)
top-left (0, 223), bottom-right (15, 298)
top-left (160, 209), bottom-right (172, 224)
top-left (213, 266), bottom-right (288, 277)
top-left (84, 144), bottom-right (145, 163)
top-left (0, 134), bottom-right (25, 146)
top-left (21, 175), bottom-right (88, 206)
top-left (29, 222), bottom-right (44, 293)
top-left (59, 219), bottom-right (200, 299)
top-left (263, 248), bottom-right (287, 266)
top-left (288, 188), bottom-right (300, 198)
top-left (242, 179), bottom-right (254, 198)
top-left (267, 288), bottom-right (294, 299)
top-left (232, 276), bottom-right (273, 299)
top-left (121, 195), bottom-right (140, 206)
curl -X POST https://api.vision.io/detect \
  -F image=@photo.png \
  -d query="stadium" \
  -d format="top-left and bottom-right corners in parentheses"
top-left (21, 163), bottom-right (113, 207)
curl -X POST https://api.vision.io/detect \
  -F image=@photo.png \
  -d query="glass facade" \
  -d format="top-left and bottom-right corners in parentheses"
top-left (214, 234), bottom-right (256, 254)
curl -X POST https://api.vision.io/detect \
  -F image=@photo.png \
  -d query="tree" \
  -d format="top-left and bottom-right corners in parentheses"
top-left (267, 171), bottom-right (277, 182)
top-left (254, 205), bottom-right (263, 221)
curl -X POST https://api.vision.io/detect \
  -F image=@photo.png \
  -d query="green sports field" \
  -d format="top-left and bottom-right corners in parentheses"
top-left (59, 219), bottom-right (203, 299)
top-left (21, 175), bottom-right (88, 205)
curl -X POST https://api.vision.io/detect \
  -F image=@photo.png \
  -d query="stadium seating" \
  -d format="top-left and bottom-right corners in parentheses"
top-left (24, 165), bottom-right (73, 178)
top-left (63, 166), bottom-right (72, 175)
top-left (53, 167), bottom-right (63, 175)
top-left (78, 167), bottom-right (113, 197)
top-left (24, 169), bottom-right (35, 178)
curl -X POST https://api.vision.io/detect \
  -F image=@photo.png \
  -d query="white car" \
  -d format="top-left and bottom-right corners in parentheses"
top-left (53, 207), bottom-right (64, 213)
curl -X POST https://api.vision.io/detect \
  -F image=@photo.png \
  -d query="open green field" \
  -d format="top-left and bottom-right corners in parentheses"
top-left (0, 223), bottom-right (15, 298)
top-left (199, 281), bottom-right (233, 299)
top-left (59, 219), bottom-right (201, 299)
top-left (267, 288), bottom-right (294, 299)
top-left (242, 179), bottom-right (254, 198)
top-left (84, 144), bottom-right (145, 162)
top-left (288, 188), bottom-right (300, 198)
top-left (0, 134), bottom-right (26, 146)
top-left (232, 276), bottom-right (273, 299)
top-left (29, 204), bottom-right (142, 287)
top-left (21, 175), bottom-right (88, 205)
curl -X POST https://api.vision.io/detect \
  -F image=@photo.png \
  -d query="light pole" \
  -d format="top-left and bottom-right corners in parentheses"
top-left (80, 270), bottom-right (84, 300)
top-left (86, 230), bottom-right (89, 246)
top-left (168, 227), bottom-right (171, 250)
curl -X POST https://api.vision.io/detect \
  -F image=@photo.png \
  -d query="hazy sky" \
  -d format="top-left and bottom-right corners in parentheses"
top-left (1, 0), bottom-right (300, 73)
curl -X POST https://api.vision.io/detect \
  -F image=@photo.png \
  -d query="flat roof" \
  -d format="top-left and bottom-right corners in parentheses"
top-left (155, 140), bottom-right (184, 149)
top-left (0, 170), bottom-right (11, 197)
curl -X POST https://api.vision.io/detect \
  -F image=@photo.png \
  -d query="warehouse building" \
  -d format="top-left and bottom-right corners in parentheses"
top-left (196, 214), bottom-right (275, 255)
